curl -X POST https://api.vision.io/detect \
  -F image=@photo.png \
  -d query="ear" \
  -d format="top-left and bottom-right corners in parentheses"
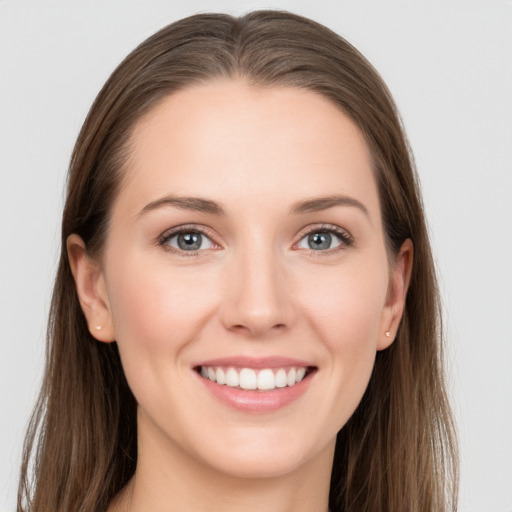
top-left (67, 234), bottom-right (115, 343)
top-left (377, 238), bottom-right (413, 350)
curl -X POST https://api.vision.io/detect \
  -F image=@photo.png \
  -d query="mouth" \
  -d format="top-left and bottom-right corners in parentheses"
top-left (195, 365), bottom-right (316, 391)
top-left (193, 358), bottom-right (317, 412)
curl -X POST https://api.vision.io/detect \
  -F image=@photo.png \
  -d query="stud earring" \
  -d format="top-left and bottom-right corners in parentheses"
top-left (95, 325), bottom-right (102, 331)
top-left (385, 331), bottom-right (391, 337)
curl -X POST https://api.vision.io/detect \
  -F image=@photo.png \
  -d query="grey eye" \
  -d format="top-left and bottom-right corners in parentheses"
top-left (297, 231), bottom-right (342, 251)
top-left (166, 231), bottom-right (214, 251)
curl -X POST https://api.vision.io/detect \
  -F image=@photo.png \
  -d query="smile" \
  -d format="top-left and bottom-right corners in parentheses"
top-left (199, 365), bottom-right (308, 391)
top-left (194, 358), bottom-right (317, 413)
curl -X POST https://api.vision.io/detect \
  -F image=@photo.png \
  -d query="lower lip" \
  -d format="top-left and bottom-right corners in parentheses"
top-left (196, 371), bottom-right (314, 413)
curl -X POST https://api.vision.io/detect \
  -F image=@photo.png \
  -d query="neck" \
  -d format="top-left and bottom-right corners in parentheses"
top-left (110, 411), bottom-right (334, 512)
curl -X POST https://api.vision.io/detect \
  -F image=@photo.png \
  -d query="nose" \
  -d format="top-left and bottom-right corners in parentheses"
top-left (219, 246), bottom-right (296, 338)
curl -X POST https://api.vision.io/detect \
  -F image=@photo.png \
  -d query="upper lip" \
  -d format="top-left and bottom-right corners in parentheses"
top-left (194, 356), bottom-right (316, 370)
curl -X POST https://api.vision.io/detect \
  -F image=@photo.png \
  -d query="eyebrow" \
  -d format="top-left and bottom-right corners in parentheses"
top-left (290, 194), bottom-right (370, 218)
top-left (139, 195), bottom-right (226, 217)
top-left (138, 193), bottom-right (369, 219)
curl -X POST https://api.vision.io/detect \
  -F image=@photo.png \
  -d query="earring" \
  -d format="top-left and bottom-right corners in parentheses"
top-left (385, 331), bottom-right (391, 337)
top-left (95, 325), bottom-right (102, 331)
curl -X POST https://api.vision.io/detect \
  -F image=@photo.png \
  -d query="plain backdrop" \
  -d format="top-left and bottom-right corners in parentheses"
top-left (1, 0), bottom-right (511, 510)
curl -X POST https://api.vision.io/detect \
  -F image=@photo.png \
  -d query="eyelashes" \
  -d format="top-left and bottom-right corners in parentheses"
top-left (161, 229), bottom-right (217, 253)
top-left (158, 224), bottom-right (219, 257)
top-left (158, 223), bottom-right (354, 257)
top-left (294, 224), bottom-right (354, 252)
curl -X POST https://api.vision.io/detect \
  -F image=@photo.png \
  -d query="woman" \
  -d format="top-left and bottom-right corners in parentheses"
top-left (18, 10), bottom-right (458, 512)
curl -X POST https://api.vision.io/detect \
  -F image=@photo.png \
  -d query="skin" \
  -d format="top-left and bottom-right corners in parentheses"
top-left (68, 80), bottom-right (412, 512)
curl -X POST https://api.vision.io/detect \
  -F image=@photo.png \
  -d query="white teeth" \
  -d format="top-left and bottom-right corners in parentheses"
top-left (225, 367), bottom-right (239, 387)
top-left (275, 368), bottom-right (288, 388)
top-left (200, 365), bottom-right (309, 391)
top-left (215, 367), bottom-right (226, 385)
top-left (257, 369), bottom-right (275, 390)
top-left (239, 368), bottom-right (257, 390)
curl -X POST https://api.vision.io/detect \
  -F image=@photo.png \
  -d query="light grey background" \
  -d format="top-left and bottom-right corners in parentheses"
top-left (1, 0), bottom-right (511, 510)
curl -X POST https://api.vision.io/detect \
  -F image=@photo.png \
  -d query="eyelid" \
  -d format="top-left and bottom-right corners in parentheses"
top-left (157, 222), bottom-right (353, 255)
top-left (158, 224), bottom-right (221, 254)
top-left (293, 223), bottom-right (354, 251)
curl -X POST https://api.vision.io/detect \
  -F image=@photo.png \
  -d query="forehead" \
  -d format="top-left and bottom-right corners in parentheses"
top-left (118, 80), bottom-right (380, 221)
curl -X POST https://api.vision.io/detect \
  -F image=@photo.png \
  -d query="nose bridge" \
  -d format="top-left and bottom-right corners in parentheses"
top-left (221, 233), bottom-right (294, 336)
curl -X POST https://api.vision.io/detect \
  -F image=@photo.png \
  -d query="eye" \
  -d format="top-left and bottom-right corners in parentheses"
top-left (160, 229), bottom-right (216, 253)
top-left (295, 226), bottom-right (352, 252)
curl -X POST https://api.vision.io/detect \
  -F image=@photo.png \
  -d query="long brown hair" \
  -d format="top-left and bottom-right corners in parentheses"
top-left (18, 10), bottom-right (458, 512)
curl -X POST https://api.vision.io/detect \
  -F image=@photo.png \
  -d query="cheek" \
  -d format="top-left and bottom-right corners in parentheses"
top-left (104, 257), bottom-right (223, 425)
top-left (105, 256), bottom-right (218, 367)
top-left (300, 259), bottom-right (388, 346)
top-left (298, 259), bottom-right (388, 415)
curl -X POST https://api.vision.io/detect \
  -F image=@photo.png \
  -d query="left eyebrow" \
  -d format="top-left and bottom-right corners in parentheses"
top-left (138, 195), bottom-right (226, 217)
top-left (290, 194), bottom-right (370, 219)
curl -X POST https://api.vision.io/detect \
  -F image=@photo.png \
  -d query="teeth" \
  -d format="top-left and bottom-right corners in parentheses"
top-left (275, 369), bottom-right (287, 388)
top-left (215, 367), bottom-right (226, 385)
top-left (225, 367), bottom-right (239, 387)
top-left (200, 365), bottom-right (309, 391)
top-left (257, 369), bottom-right (275, 390)
top-left (239, 368), bottom-right (257, 390)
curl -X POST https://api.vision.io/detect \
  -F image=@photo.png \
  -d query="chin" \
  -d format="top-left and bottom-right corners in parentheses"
top-left (188, 422), bottom-right (335, 480)
top-left (202, 446), bottom-right (313, 480)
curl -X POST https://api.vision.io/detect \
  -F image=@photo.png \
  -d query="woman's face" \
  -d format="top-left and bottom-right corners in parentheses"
top-left (72, 80), bottom-right (410, 479)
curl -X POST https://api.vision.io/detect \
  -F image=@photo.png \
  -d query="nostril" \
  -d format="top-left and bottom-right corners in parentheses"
top-left (232, 322), bottom-right (287, 332)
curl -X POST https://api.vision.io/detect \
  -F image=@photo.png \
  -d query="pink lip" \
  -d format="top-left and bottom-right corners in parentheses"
top-left (193, 356), bottom-right (317, 413)
top-left (194, 356), bottom-right (314, 370)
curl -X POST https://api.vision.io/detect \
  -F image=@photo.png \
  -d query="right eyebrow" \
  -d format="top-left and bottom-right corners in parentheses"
top-left (138, 195), bottom-right (226, 217)
top-left (290, 194), bottom-right (370, 219)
